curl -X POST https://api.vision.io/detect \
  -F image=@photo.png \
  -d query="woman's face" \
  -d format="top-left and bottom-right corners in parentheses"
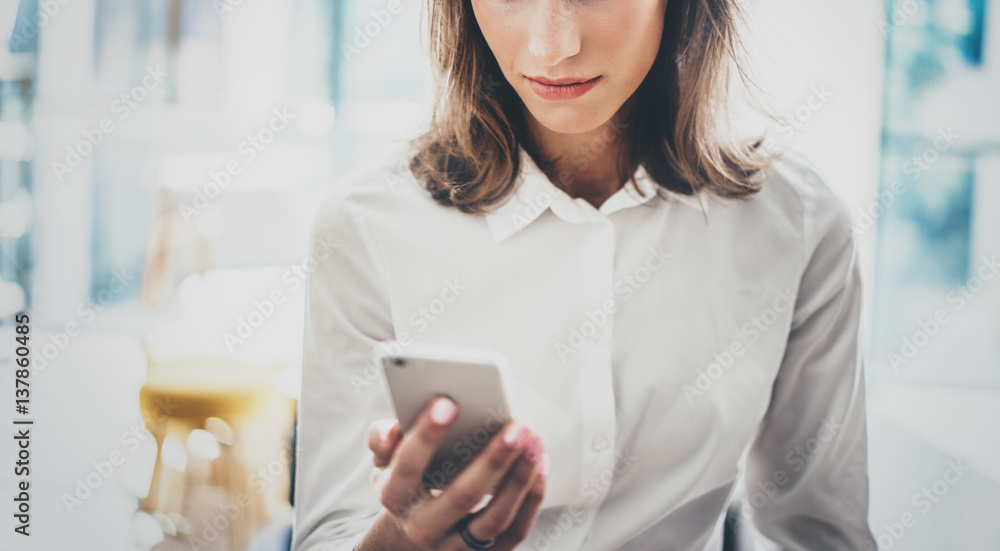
top-left (471, 0), bottom-right (669, 135)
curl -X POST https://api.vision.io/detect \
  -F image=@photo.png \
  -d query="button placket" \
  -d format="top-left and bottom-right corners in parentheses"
top-left (577, 220), bottom-right (619, 512)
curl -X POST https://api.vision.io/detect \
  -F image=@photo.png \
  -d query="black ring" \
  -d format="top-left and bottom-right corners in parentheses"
top-left (457, 514), bottom-right (496, 550)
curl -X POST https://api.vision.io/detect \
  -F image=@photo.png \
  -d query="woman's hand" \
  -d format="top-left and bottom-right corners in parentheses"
top-left (359, 397), bottom-right (548, 550)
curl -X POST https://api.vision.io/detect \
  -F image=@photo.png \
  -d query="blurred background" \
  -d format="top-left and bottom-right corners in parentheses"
top-left (0, 0), bottom-right (996, 550)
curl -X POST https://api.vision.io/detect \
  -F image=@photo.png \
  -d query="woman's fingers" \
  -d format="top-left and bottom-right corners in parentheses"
top-left (410, 420), bottom-right (534, 539)
top-left (463, 435), bottom-right (545, 541)
top-left (369, 406), bottom-right (549, 550)
top-left (436, 453), bottom-right (549, 551)
top-left (378, 397), bottom-right (458, 516)
top-left (494, 456), bottom-right (548, 548)
top-left (367, 419), bottom-right (400, 468)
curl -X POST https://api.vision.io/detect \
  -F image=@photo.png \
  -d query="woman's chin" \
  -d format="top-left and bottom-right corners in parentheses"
top-left (525, 106), bottom-right (616, 136)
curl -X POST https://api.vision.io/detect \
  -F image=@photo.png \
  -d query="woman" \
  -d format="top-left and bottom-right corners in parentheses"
top-left (293, 1), bottom-right (878, 550)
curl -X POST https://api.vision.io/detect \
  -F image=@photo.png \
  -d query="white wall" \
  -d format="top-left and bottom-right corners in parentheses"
top-left (740, 0), bottom-right (887, 331)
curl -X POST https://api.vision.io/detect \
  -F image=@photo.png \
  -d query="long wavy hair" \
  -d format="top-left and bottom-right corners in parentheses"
top-left (409, 0), bottom-right (777, 215)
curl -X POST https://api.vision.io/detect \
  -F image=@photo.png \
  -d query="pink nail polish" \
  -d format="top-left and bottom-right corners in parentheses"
top-left (503, 422), bottom-right (527, 447)
top-left (378, 423), bottom-right (393, 442)
top-left (538, 454), bottom-right (550, 477)
top-left (524, 436), bottom-right (543, 461)
top-left (430, 398), bottom-right (457, 424)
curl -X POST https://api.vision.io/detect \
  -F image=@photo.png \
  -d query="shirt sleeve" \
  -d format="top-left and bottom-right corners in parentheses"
top-left (740, 183), bottom-right (878, 550)
top-left (291, 188), bottom-right (396, 551)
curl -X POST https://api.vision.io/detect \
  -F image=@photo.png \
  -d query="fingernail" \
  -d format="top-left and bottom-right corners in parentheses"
top-left (503, 422), bottom-right (527, 448)
top-left (538, 454), bottom-right (550, 477)
top-left (430, 398), bottom-right (457, 425)
top-left (524, 435), bottom-right (543, 461)
top-left (378, 423), bottom-right (393, 442)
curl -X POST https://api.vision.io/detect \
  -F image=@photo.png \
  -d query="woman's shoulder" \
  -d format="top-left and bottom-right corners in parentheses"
top-left (318, 142), bottom-right (420, 205)
top-left (310, 141), bottom-right (446, 231)
top-left (742, 149), bottom-right (855, 253)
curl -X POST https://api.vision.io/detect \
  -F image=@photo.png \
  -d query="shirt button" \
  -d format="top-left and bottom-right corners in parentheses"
top-left (592, 437), bottom-right (609, 452)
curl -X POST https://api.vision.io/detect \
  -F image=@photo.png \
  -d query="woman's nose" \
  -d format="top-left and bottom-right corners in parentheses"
top-left (527, 2), bottom-right (582, 66)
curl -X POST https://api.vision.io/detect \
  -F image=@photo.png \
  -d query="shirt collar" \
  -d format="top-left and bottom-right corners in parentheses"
top-left (484, 145), bottom-right (708, 243)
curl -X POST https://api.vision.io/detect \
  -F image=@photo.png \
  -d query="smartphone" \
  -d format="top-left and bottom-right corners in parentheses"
top-left (376, 341), bottom-right (517, 490)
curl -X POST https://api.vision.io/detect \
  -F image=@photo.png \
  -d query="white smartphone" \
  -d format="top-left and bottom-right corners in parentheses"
top-left (375, 341), bottom-right (518, 490)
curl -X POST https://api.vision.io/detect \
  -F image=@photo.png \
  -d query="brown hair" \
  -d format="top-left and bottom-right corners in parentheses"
top-left (409, 0), bottom-right (778, 215)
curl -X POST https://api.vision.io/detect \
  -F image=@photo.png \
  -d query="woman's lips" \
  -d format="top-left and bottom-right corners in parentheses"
top-left (525, 76), bottom-right (601, 101)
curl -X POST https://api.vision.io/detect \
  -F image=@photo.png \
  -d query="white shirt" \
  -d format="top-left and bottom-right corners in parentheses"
top-left (291, 142), bottom-right (878, 551)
